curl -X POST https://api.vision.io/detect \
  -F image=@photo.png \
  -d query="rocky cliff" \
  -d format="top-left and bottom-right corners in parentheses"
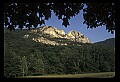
top-left (29, 26), bottom-right (92, 45)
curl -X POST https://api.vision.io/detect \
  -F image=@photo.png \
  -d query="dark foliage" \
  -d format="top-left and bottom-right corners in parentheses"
top-left (83, 3), bottom-right (115, 34)
top-left (94, 38), bottom-right (115, 47)
top-left (4, 3), bottom-right (115, 33)
top-left (4, 29), bottom-right (115, 78)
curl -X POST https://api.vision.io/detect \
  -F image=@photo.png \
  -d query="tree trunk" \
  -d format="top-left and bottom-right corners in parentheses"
top-left (23, 68), bottom-right (24, 77)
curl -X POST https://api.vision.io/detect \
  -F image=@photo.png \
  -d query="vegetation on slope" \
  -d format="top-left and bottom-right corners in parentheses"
top-left (94, 38), bottom-right (115, 47)
top-left (4, 29), bottom-right (115, 78)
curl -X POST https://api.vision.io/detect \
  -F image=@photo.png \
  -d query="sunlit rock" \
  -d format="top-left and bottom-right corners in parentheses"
top-left (31, 26), bottom-right (92, 45)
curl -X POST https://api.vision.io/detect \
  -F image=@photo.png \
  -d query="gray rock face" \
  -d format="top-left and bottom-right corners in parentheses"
top-left (31, 26), bottom-right (92, 45)
top-left (67, 30), bottom-right (91, 43)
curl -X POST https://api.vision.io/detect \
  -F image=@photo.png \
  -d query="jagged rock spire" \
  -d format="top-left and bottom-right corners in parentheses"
top-left (30, 26), bottom-right (92, 45)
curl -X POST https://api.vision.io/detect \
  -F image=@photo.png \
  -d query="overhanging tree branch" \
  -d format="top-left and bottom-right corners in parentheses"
top-left (4, 3), bottom-right (115, 34)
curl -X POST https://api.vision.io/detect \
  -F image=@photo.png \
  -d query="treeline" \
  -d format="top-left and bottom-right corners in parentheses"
top-left (94, 38), bottom-right (115, 47)
top-left (4, 30), bottom-right (115, 78)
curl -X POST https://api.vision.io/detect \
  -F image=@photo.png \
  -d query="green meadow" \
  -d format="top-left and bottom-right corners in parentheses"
top-left (23, 72), bottom-right (115, 78)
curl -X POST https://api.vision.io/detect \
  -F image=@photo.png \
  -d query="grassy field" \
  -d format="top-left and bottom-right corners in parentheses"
top-left (22, 72), bottom-right (115, 78)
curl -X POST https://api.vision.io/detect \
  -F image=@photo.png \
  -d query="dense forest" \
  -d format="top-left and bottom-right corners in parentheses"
top-left (94, 38), bottom-right (115, 47)
top-left (4, 29), bottom-right (115, 78)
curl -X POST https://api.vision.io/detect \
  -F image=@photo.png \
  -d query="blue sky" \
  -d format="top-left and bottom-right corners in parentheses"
top-left (42, 11), bottom-right (115, 43)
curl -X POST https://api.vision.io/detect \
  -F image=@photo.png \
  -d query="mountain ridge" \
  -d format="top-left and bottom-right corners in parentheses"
top-left (30, 26), bottom-right (92, 46)
top-left (94, 38), bottom-right (115, 47)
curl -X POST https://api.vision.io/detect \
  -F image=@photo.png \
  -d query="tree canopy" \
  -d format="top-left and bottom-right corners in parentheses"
top-left (4, 29), bottom-right (115, 77)
top-left (4, 3), bottom-right (115, 34)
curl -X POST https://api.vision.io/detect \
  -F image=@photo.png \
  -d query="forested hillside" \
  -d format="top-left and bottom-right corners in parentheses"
top-left (94, 38), bottom-right (115, 47)
top-left (4, 29), bottom-right (115, 78)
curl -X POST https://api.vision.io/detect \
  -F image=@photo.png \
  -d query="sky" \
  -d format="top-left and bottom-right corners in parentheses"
top-left (42, 11), bottom-right (115, 43)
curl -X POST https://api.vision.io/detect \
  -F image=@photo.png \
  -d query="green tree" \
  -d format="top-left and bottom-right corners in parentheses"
top-left (4, 3), bottom-right (115, 33)
top-left (20, 56), bottom-right (28, 77)
top-left (99, 61), bottom-right (111, 72)
top-left (65, 56), bottom-right (82, 74)
top-left (27, 54), bottom-right (45, 75)
top-left (34, 59), bottom-right (45, 75)
top-left (4, 52), bottom-right (22, 78)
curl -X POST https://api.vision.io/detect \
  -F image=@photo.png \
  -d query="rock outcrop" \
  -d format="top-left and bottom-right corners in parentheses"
top-left (38, 26), bottom-right (65, 38)
top-left (30, 26), bottom-right (92, 45)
